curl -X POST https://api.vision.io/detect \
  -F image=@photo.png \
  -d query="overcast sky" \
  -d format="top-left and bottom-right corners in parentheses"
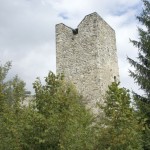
top-left (0, 0), bottom-right (143, 93)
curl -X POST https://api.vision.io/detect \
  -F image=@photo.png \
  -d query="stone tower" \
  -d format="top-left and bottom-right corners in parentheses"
top-left (56, 12), bottom-right (119, 113)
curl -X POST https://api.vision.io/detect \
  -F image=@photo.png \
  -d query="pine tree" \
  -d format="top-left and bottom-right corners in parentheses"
top-left (127, 0), bottom-right (150, 149)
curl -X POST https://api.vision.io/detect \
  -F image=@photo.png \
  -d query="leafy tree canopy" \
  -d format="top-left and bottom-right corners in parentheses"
top-left (95, 82), bottom-right (143, 150)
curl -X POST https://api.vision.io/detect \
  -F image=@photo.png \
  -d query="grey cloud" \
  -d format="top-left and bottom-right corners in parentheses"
top-left (0, 0), bottom-right (57, 92)
top-left (0, 0), bottom-right (56, 48)
top-left (0, 0), bottom-right (143, 94)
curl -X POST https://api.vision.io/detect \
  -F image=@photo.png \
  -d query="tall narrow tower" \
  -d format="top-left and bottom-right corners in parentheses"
top-left (56, 12), bottom-right (119, 112)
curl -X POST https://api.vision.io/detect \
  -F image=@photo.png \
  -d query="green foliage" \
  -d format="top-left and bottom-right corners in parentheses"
top-left (127, 0), bottom-right (150, 149)
top-left (0, 61), bottom-right (11, 112)
top-left (28, 71), bottom-right (94, 150)
top-left (0, 62), bottom-right (26, 149)
top-left (0, 63), bottom-right (94, 150)
top-left (1, 62), bottom-right (144, 149)
top-left (96, 82), bottom-right (143, 150)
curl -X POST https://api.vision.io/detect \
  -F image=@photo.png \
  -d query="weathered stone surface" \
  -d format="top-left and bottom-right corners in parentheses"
top-left (56, 12), bottom-right (119, 113)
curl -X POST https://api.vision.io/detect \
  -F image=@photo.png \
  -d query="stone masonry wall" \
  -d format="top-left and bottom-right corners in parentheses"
top-left (56, 12), bottom-right (119, 113)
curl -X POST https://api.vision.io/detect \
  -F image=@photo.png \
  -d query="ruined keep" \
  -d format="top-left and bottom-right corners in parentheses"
top-left (56, 12), bottom-right (119, 113)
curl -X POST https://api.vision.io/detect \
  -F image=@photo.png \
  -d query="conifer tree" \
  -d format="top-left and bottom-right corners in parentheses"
top-left (127, 0), bottom-right (150, 149)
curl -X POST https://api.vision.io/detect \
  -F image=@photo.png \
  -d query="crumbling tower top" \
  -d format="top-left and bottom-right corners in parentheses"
top-left (56, 12), bottom-right (119, 113)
